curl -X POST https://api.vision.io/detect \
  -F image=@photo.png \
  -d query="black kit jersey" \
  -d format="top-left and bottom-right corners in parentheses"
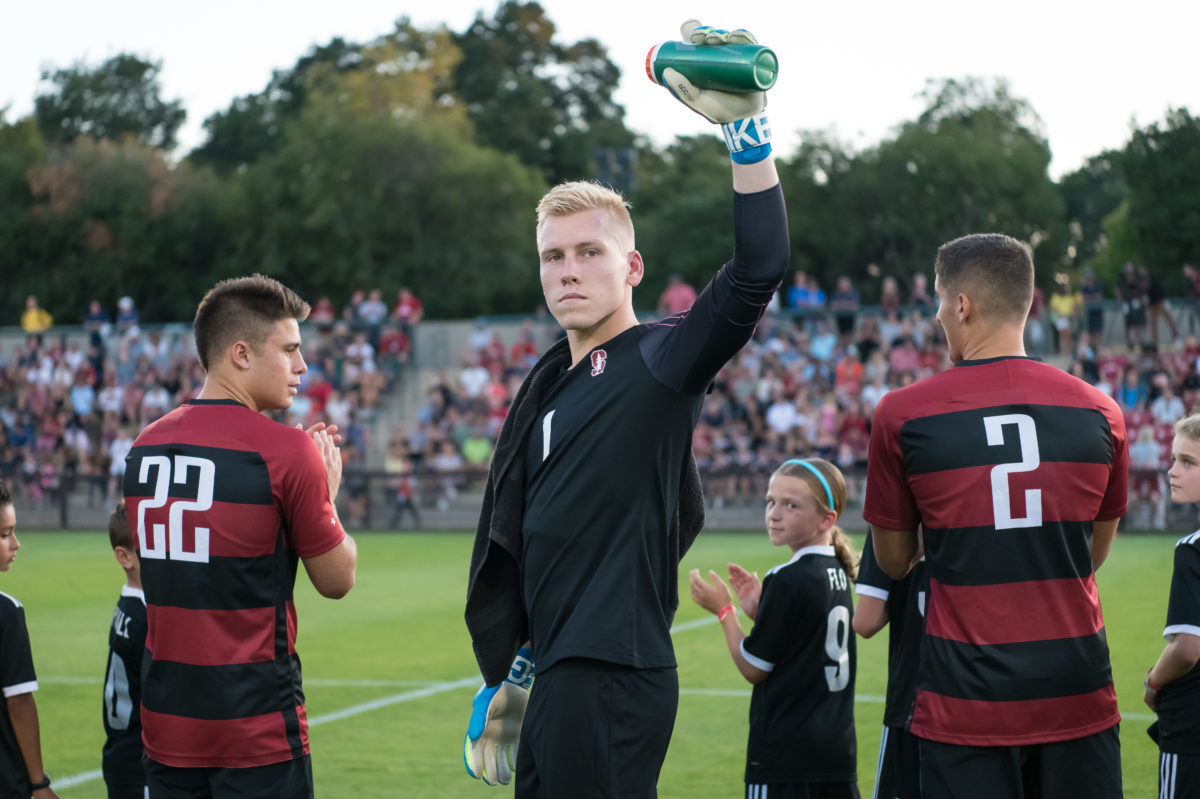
top-left (0, 591), bottom-right (37, 796)
top-left (1156, 531), bottom-right (1200, 753)
top-left (739, 546), bottom-right (856, 784)
top-left (521, 185), bottom-right (788, 675)
top-left (102, 586), bottom-right (147, 782)
top-left (856, 531), bottom-right (927, 730)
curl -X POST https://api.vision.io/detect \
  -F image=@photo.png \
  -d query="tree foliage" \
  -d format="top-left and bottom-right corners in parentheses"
top-left (34, 54), bottom-right (185, 149)
top-left (453, 1), bottom-right (634, 183)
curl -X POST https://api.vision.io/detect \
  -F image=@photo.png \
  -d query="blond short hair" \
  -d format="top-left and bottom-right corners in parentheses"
top-left (1175, 414), bottom-right (1200, 442)
top-left (535, 181), bottom-right (634, 252)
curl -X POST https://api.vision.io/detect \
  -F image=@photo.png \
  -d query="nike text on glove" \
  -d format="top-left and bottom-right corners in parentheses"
top-left (463, 647), bottom-right (534, 785)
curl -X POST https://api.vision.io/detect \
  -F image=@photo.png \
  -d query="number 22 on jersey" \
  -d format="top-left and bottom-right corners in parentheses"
top-left (136, 454), bottom-right (216, 562)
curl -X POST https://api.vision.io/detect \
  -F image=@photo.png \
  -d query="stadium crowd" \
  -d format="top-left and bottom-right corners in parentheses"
top-left (4, 273), bottom-right (1198, 529)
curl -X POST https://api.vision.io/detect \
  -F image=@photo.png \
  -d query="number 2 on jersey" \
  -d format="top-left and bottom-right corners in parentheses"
top-left (984, 413), bottom-right (1042, 530)
top-left (136, 454), bottom-right (216, 562)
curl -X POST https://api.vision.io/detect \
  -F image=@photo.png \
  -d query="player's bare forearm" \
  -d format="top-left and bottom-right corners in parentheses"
top-left (1146, 633), bottom-right (1200, 709)
top-left (852, 595), bottom-right (890, 639)
top-left (1091, 518), bottom-right (1119, 571)
top-left (871, 525), bottom-right (921, 580)
top-left (732, 155), bottom-right (778, 194)
top-left (7, 693), bottom-right (50, 789)
top-left (719, 612), bottom-right (769, 685)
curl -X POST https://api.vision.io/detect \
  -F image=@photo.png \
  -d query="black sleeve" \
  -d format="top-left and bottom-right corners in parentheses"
top-left (1165, 542), bottom-right (1200, 638)
top-left (743, 569), bottom-right (821, 670)
top-left (0, 602), bottom-right (37, 695)
top-left (640, 184), bottom-right (789, 394)
top-left (856, 532), bottom-right (894, 597)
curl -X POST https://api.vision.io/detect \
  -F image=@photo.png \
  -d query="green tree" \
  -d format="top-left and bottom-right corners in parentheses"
top-left (1121, 107), bottom-right (1200, 289)
top-left (629, 135), bottom-right (741, 306)
top-left (21, 138), bottom-right (235, 322)
top-left (34, 54), bottom-right (185, 149)
top-left (453, 1), bottom-right (634, 183)
top-left (231, 106), bottom-right (546, 318)
top-left (0, 113), bottom-right (48, 321)
top-left (1057, 151), bottom-right (1128, 272)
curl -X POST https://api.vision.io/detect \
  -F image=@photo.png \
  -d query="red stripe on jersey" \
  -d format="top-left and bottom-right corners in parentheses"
top-left (147, 606), bottom-right (276, 665)
top-left (286, 600), bottom-right (298, 655)
top-left (141, 705), bottom-right (309, 768)
top-left (911, 685), bottom-right (1119, 746)
top-left (926, 576), bottom-right (1104, 645)
top-left (910, 461), bottom-right (1113, 531)
top-left (129, 500), bottom-right (282, 559)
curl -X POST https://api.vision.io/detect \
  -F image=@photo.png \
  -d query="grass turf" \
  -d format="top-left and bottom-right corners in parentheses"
top-left (10, 529), bottom-right (1171, 797)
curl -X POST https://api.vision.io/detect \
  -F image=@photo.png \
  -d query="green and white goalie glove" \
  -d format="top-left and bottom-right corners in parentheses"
top-left (463, 648), bottom-right (534, 786)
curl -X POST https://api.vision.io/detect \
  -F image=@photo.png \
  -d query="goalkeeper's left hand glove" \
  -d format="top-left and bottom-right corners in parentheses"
top-left (660, 20), bottom-right (771, 164)
top-left (463, 648), bottom-right (534, 786)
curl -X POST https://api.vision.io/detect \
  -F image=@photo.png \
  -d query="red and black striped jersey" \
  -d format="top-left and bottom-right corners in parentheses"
top-left (125, 399), bottom-right (345, 768)
top-left (864, 356), bottom-right (1127, 746)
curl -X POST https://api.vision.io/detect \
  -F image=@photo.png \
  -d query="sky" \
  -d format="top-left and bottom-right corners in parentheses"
top-left (2, 0), bottom-right (1197, 179)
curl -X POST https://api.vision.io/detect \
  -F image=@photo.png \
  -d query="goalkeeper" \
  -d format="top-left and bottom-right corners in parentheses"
top-left (464, 18), bottom-right (789, 797)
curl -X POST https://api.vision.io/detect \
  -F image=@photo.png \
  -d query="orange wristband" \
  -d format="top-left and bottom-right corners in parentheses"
top-left (717, 605), bottom-right (735, 622)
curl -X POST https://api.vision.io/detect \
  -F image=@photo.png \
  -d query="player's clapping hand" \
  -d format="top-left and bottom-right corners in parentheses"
top-left (689, 568), bottom-right (735, 614)
top-left (299, 422), bottom-right (342, 502)
top-left (727, 563), bottom-right (762, 620)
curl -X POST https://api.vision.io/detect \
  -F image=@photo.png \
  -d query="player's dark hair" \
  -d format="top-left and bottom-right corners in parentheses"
top-left (193, 274), bottom-right (310, 371)
top-left (774, 458), bottom-right (859, 580)
top-left (108, 499), bottom-right (133, 550)
top-left (934, 233), bottom-right (1034, 323)
top-left (0, 478), bottom-right (11, 510)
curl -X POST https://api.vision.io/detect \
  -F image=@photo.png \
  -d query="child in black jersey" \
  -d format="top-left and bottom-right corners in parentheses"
top-left (690, 458), bottom-right (860, 799)
top-left (1146, 413), bottom-right (1200, 798)
top-left (0, 479), bottom-right (60, 799)
top-left (101, 500), bottom-right (146, 799)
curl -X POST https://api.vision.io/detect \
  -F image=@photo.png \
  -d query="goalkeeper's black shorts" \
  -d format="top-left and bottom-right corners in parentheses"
top-left (515, 658), bottom-right (677, 799)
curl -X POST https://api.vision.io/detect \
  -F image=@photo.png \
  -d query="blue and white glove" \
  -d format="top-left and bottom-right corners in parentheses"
top-left (463, 647), bottom-right (534, 786)
top-left (661, 20), bottom-right (771, 164)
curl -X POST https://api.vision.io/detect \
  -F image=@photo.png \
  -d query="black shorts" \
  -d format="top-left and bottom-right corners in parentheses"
top-left (1160, 751), bottom-right (1200, 799)
top-left (870, 725), bottom-right (919, 799)
top-left (918, 725), bottom-right (1121, 799)
top-left (145, 754), bottom-right (313, 799)
top-left (515, 659), bottom-right (677, 799)
top-left (746, 782), bottom-right (860, 799)
top-left (106, 777), bottom-right (148, 799)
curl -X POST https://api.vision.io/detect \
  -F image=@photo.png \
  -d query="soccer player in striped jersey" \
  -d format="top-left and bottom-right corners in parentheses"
top-left (852, 531), bottom-right (926, 799)
top-left (865, 233), bottom-right (1127, 798)
top-left (101, 500), bottom-right (147, 799)
top-left (125, 275), bottom-right (357, 799)
top-left (0, 479), bottom-right (60, 799)
top-left (1145, 413), bottom-right (1200, 798)
top-left (690, 458), bottom-right (860, 799)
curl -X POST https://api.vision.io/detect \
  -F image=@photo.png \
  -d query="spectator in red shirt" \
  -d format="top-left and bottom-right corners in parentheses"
top-left (392, 288), bottom-right (424, 333)
top-left (656, 274), bottom-right (697, 317)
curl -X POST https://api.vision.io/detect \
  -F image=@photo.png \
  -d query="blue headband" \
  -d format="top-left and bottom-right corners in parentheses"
top-left (781, 459), bottom-right (834, 509)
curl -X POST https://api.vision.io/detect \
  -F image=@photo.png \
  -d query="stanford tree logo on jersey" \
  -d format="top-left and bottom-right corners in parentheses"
top-left (590, 349), bottom-right (607, 377)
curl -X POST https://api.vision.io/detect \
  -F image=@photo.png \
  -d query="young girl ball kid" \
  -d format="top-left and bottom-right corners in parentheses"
top-left (690, 458), bottom-right (860, 799)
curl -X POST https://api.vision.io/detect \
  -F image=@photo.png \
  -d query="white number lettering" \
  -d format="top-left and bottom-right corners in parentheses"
top-left (542, 409), bottom-right (556, 462)
top-left (104, 653), bottom-right (133, 730)
top-left (137, 456), bottom-right (170, 558)
top-left (983, 413), bottom-right (1042, 530)
top-left (135, 454), bottom-right (217, 562)
top-left (824, 605), bottom-right (851, 692)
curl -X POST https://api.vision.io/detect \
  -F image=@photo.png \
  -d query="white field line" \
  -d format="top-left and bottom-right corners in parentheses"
top-left (51, 614), bottom-right (1158, 790)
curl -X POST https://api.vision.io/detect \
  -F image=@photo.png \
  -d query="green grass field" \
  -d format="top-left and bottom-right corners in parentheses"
top-left (11, 530), bottom-right (1172, 797)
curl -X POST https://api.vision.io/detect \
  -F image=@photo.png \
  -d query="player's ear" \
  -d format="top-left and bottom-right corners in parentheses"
top-left (230, 340), bottom-right (254, 371)
top-left (627, 250), bottom-right (645, 288)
